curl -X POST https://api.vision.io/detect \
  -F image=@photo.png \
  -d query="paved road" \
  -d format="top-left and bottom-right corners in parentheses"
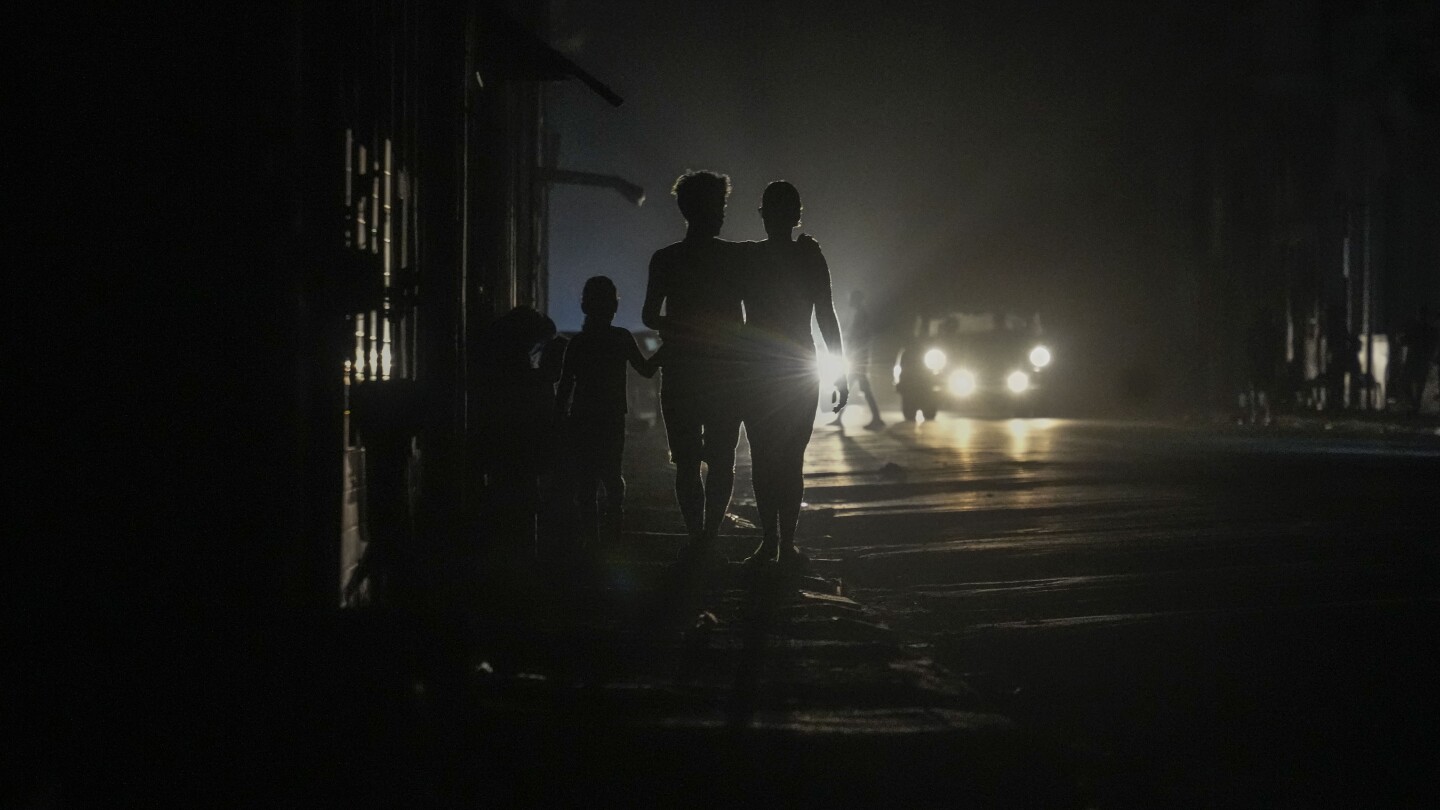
top-left (634, 413), bottom-right (1440, 806)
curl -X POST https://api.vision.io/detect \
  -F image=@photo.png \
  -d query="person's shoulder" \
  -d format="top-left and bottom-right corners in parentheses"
top-left (796, 233), bottom-right (826, 258)
top-left (651, 241), bottom-right (687, 264)
top-left (795, 233), bottom-right (828, 274)
top-left (796, 232), bottom-right (822, 248)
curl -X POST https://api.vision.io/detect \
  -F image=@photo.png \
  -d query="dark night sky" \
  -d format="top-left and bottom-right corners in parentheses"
top-left (547, 1), bottom-right (1234, 400)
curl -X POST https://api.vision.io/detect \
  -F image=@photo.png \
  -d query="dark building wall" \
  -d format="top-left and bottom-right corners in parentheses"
top-left (1192, 0), bottom-right (1439, 410)
top-left (19, 0), bottom-right (561, 613)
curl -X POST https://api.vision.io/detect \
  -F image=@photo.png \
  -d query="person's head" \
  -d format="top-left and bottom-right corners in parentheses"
top-left (760, 180), bottom-right (802, 235)
top-left (672, 170), bottom-right (730, 233)
top-left (849, 289), bottom-right (867, 309)
top-left (581, 275), bottom-right (619, 323)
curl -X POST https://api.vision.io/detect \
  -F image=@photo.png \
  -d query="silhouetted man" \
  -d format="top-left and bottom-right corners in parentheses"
top-left (642, 171), bottom-right (747, 560)
top-left (830, 289), bottom-right (884, 430)
top-left (739, 181), bottom-right (847, 568)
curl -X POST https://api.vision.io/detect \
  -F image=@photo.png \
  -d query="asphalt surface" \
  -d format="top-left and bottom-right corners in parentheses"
top-left (733, 412), bottom-right (1440, 807)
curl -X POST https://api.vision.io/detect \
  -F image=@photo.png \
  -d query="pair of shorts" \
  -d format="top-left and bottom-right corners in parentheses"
top-left (743, 369), bottom-right (818, 457)
top-left (660, 365), bottom-right (741, 467)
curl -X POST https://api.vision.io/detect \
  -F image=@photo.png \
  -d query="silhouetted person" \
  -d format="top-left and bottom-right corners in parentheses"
top-left (642, 171), bottom-right (748, 560)
top-left (829, 289), bottom-right (885, 430)
top-left (1400, 305), bottom-right (1438, 414)
top-left (739, 181), bottom-right (847, 568)
top-left (479, 306), bottom-right (566, 556)
top-left (1324, 304), bottom-right (1361, 410)
top-left (1243, 307), bottom-right (1282, 425)
top-left (555, 276), bottom-right (657, 552)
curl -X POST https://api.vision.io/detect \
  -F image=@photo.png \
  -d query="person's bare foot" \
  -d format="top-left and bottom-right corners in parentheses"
top-left (742, 538), bottom-right (779, 566)
top-left (777, 544), bottom-right (809, 571)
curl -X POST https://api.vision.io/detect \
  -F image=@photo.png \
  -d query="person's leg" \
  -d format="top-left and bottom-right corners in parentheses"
top-left (701, 417), bottom-right (741, 542)
top-left (745, 415), bottom-right (781, 562)
top-left (776, 441), bottom-right (811, 567)
top-left (599, 420), bottom-right (626, 546)
top-left (568, 421), bottom-right (600, 550)
top-left (856, 369), bottom-right (883, 426)
top-left (576, 468), bottom-right (601, 549)
top-left (775, 376), bottom-right (817, 563)
top-left (661, 381), bottom-right (706, 539)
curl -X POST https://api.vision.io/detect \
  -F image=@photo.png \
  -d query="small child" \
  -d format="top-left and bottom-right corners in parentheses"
top-left (556, 276), bottom-right (658, 549)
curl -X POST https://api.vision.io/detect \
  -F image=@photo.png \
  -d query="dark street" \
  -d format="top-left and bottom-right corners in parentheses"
top-left (17, 0), bottom-right (1440, 806)
top-left (754, 414), bottom-right (1440, 805)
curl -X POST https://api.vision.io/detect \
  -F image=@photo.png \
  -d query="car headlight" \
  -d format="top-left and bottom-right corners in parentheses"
top-left (923, 348), bottom-right (947, 372)
top-left (1029, 345), bottom-right (1052, 368)
top-left (948, 369), bottom-right (976, 397)
top-left (1006, 370), bottom-right (1031, 393)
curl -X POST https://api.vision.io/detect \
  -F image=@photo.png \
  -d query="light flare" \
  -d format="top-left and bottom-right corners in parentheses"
top-left (948, 369), bottom-right (977, 397)
top-left (817, 353), bottom-right (850, 382)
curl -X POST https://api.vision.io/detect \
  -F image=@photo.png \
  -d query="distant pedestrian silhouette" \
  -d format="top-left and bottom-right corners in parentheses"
top-left (642, 171), bottom-right (749, 560)
top-left (1242, 307), bottom-right (1283, 425)
top-left (830, 288), bottom-right (885, 430)
top-left (1400, 305), bottom-right (1438, 414)
top-left (1324, 304), bottom-right (1362, 410)
top-left (739, 181), bottom-right (847, 568)
top-left (555, 276), bottom-right (657, 551)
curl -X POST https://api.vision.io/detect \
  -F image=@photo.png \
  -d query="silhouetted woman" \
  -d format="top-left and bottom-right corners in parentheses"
top-left (741, 181), bottom-right (847, 567)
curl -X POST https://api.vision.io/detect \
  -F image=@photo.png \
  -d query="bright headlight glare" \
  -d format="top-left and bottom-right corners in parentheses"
top-left (923, 348), bottom-right (946, 372)
top-left (1006, 370), bottom-right (1031, 393)
top-left (948, 369), bottom-right (976, 397)
top-left (818, 353), bottom-right (849, 381)
top-left (1029, 345), bottom-right (1052, 368)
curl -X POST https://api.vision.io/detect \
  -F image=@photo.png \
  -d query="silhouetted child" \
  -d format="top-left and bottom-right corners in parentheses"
top-left (556, 277), bottom-right (658, 549)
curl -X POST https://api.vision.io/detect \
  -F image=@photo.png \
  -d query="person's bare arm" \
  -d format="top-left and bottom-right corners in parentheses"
top-left (626, 333), bottom-right (658, 379)
top-left (641, 251), bottom-right (667, 332)
top-left (805, 237), bottom-right (849, 412)
top-left (554, 343), bottom-right (576, 419)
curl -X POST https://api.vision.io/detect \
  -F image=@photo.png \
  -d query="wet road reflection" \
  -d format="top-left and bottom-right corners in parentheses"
top-left (787, 410), bottom-right (1440, 804)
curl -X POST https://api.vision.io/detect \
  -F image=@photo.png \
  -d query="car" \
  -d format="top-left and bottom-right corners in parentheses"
top-left (893, 311), bottom-right (1054, 419)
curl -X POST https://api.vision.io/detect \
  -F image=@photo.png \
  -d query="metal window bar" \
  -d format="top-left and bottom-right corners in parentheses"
top-left (342, 0), bottom-right (422, 387)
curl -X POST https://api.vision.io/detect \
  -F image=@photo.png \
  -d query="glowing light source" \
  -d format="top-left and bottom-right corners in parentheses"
top-left (1006, 370), bottom-right (1031, 393)
top-left (818, 353), bottom-right (849, 382)
top-left (1029, 345), bottom-right (1052, 368)
top-left (923, 348), bottom-right (947, 372)
top-left (948, 369), bottom-right (977, 397)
